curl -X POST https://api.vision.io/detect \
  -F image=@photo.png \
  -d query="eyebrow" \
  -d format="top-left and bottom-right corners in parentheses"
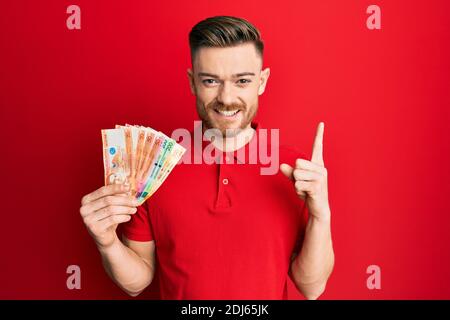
top-left (197, 72), bottom-right (256, 78)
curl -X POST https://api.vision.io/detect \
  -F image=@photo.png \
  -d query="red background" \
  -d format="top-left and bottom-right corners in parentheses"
top-left (1, 0), bottom-right (449, 299)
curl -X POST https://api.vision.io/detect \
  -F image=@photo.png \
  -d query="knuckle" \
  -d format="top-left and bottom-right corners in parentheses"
top-left (103, 206), bottom-right (111, 215)
top-left (85, 221), bottom-right (94, 231)
top-left (100, 185), bottom-right (109, 196)
top-left (112, 215), bottom-right (121, 224)
top-left (107, 206), bottom-right (117, 214)
top-left (103, 196), bottom-right (113, 206)
top-left (90, 225), bottom-right (98, 235)
top-left (82, 214), bottom-right (91, 224)
top-left (106, 216), bottom-right (115, 225)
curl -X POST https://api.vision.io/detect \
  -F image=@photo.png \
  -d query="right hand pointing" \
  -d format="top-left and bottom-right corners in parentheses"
top-left (80, 183), bottom-right (139, 249)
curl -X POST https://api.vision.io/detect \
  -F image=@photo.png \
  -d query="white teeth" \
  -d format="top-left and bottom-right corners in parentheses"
top-left (217, 109), bottom-right (239, 116)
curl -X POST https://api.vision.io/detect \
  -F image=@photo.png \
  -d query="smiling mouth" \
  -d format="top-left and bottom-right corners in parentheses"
top-left (214, 109), bottom-right (241, 117)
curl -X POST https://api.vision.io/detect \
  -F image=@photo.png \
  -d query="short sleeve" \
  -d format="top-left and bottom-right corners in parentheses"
top-left (121, 201), bottom-right (154, 242)
top-left (279, 144), bottom-right (308, 165)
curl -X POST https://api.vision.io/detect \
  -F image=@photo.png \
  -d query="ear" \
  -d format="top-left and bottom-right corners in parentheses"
top-left (187, 68), bottom-right (196, 95)
top-left (258, 67), bottom-right (271, 95)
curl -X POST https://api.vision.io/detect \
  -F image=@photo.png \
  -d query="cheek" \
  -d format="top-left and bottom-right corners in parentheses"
top-left (241, 89), bottom-right (259, 109)
top-left (196, 87), bottom-right (218, 107)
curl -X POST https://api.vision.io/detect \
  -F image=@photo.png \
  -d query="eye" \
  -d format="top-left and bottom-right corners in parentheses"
top-left (237, 79), bottom-right (251, 84)
top-left (202, 79), bottom-right (219, 86)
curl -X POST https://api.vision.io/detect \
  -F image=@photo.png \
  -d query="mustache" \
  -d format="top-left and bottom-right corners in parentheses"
top-left (206, 100), bottom-right (246, 112)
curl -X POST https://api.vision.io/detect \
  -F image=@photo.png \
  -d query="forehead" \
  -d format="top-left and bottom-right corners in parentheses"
top-left (193, 42), bottom-right (262, 75)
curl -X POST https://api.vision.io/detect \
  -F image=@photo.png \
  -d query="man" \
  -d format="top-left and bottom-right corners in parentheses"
top-left (79, 16), bottom-right (334, 299)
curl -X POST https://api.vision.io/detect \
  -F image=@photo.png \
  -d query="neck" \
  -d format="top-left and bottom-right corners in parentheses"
top-left (206, 124), bottom-right (255, 153)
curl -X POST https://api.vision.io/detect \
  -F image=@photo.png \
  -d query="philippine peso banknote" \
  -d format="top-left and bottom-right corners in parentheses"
top-left (102, 124), bottom-right (186, 205)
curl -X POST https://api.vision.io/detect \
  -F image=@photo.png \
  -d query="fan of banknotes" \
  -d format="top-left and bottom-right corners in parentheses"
top-left (101, 124), bottom-right (186, 205)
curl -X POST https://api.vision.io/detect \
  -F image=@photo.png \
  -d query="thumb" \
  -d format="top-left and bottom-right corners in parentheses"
top-left (280, 163), bottom-right (294, 181)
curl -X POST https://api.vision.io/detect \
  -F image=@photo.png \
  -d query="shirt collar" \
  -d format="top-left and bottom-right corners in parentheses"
top-left (196, 121), bottom-right (261, 165)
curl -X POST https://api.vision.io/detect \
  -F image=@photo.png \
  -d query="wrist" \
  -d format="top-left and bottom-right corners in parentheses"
top-left (309, 209), bottom-right (331, 225)
top-left (97, 234), bottom-right (121, 254)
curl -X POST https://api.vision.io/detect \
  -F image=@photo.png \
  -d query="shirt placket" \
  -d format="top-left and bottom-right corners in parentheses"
top-left (215, 155), bottom-right (232, 209)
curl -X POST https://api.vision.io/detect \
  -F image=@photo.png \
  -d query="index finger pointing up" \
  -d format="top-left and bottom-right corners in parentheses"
top-left (311, 122), bottom-right (324, 165)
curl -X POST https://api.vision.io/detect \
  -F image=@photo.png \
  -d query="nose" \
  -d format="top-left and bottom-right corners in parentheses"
top-left (217, 81), bottom-right (237, 106)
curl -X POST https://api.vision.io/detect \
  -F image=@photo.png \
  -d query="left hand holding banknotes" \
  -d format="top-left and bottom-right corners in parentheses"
top-left (80, 183), bottom-right (139, 249)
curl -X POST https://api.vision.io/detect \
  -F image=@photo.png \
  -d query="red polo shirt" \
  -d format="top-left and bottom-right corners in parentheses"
top-left (122, 122), bottom-right (309, 299)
